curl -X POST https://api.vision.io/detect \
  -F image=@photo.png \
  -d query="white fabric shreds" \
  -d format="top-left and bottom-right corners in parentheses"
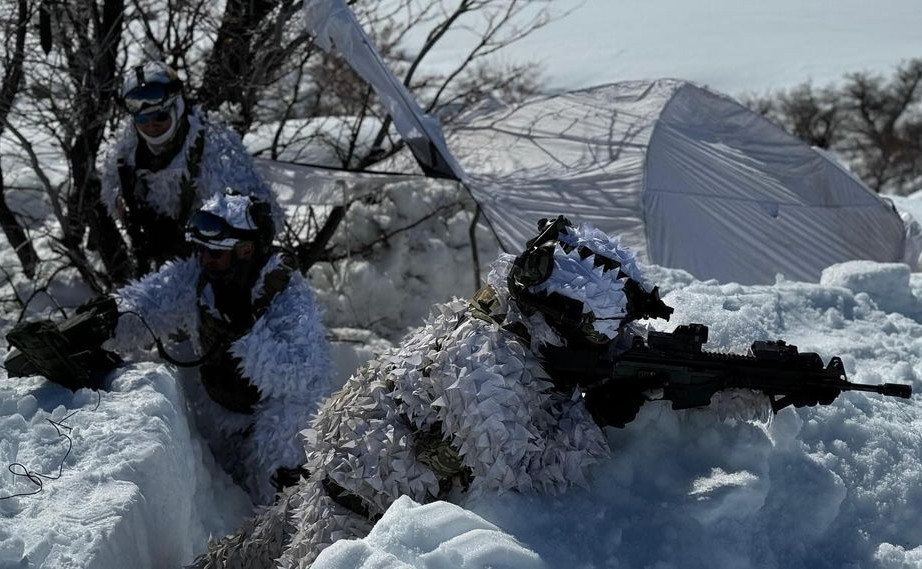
top-left (199, 192), bottom-right (259, 231)
top-left (530, 222), bottom-right (650, 340)
top-left (109, 253), bottom-right (331, 504)
top-left (274, 265), bottom-right (611, 566)
top-left (99, 107), bottom-right (279, 226)
top-left (108, 256), bottom-right (202, 355)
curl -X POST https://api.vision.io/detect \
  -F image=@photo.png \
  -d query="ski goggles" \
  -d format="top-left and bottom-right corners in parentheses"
top-left (186, 211), bottom-right (259, 250)
top-left (132, 108), bottom-right (172, 125)
top-left (123, 82), bottom-right (177, 114)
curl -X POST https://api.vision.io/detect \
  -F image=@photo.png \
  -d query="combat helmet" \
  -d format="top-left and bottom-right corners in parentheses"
top-left (507, 216), bottom-right (673, 344)
top-left (186, 191), bottom-right (274, 251)
top-left (122, 61), bottom-right (186, 146)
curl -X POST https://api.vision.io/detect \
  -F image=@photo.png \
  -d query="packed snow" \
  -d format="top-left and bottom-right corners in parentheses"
top-left (311, 496), bottom-right (544, 569)
top-left (0, 365), bottom-right (253, 569)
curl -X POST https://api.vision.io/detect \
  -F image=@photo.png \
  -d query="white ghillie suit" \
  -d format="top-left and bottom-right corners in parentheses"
top-left (100, 107), bottom-right (276, 219)
top-left (191, 222), bottom-right (682, 568)
top-left (108, 251), bottom-right (331, 505)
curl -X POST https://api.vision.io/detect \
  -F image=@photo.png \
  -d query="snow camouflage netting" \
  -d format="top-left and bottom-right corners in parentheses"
top-left (190, 231), bottom-right (772, 568)
top-left (100, 107), bottom-right (278, 221)
top-left (530, 222), bottom-right (647, 340)
top-left (190, 193), bottom-right (267, 250)
top-left (107, 253), bottom-right (331, 504)
top-left (199, 193), bottom-right (260, 231)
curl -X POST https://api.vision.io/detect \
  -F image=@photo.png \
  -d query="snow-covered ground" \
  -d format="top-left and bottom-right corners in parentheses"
top-left (0, 366), bottom-right (253, 569)
top-left (3, 221), bottom-right (922, 566)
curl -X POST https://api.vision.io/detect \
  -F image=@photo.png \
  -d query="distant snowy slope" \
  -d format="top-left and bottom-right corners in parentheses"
top-left (418, 0), bottom-right (922, 93)
top-left (0, 364), bottom-right (253, 569)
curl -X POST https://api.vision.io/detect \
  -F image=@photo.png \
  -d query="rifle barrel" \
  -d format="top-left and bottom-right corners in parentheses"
top-left (850, 382), bottom-right (913, 399)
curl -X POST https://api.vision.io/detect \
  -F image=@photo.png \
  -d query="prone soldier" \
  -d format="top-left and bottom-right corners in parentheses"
top-left (188, 216), bottom-right (911, 568)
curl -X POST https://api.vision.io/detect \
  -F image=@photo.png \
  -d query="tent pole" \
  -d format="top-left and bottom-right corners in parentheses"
top-left (468, 203), bottom-right (482, 290)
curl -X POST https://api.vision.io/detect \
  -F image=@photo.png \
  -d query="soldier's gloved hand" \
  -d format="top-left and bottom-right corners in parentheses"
top-left (583, 386), bottom-right (646, 428)
top-left (271, 466), bottom-right (309, 492)
top-left (75, 295), bottom-right (117, 316)
top-left (74, 295), bottom-right (120, 341)
top-left (790, 387), bottom-right (841, 408)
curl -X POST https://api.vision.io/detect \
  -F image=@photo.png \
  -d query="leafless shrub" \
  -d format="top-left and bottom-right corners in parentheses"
top-left (744, 58), bottom-right (922, 194)
top-left (2, 0), bottom-right (554, 290)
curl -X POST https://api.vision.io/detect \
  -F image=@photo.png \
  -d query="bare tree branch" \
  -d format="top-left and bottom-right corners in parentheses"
top-left (0, 0), bottom-right (40, 278)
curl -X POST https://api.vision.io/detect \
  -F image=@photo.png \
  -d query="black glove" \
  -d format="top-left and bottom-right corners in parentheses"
top-left (75, 295), bottom-right (117, 316)
top-left (583, 385), bottom-right (646, 428)
top-left (271, 466), bottom-right (309, 492)
top-left (789, 387), bottom-right (841, 408)
top-left (75, 295), bottom-right (120, 341)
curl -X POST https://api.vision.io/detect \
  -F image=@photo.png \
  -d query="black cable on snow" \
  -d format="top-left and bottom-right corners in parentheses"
top-left (0, 390), bottom-right (102, 501)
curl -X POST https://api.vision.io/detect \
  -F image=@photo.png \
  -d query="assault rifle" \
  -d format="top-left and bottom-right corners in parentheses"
top-left (4, 296), bottom-right (122, 391)
top-left (543, 324), bottom-right (912, 428)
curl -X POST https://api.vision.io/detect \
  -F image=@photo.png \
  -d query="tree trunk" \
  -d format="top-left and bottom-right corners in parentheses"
top-left (61, 0), bottom-right (131, 286)
top-left (295, 205), bottom-right (345, 271)
top-left (0, 169), bottom-right (38, 279)
top-left (0, 0), bottom-right (39, 279)
top-left (198, 0), bottom-right (278, 133)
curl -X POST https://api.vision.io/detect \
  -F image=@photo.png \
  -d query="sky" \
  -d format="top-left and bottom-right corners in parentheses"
top-left (425, 0), bottom-right (922, 96)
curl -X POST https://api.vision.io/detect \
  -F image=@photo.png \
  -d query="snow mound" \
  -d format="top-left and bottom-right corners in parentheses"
top-left (307, 178), bottom-right (496, 342)
top-left (0, 364), bottom-right (253, 569)
top-left (820, 260), bottom-right (922, 317)
top-left (312, 496), bottom-right (544, 569)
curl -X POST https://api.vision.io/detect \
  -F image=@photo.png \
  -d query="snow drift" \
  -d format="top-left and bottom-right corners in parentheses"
top-left (0, 364), bottom-right (252, 569)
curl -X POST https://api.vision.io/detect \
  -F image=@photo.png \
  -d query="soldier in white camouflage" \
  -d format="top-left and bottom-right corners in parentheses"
top-left (100, 61), bottom-right (278, 279)
top-left (107, 191), bottom-right (330, 505)
top-left (190, 216), bottom-right (675, 568)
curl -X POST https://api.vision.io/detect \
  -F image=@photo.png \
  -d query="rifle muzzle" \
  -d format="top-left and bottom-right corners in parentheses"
top-left (881, 383), bottom-right (913, 399)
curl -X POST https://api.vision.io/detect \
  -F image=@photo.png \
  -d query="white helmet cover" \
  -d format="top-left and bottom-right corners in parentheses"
top-left (122, 61), bottom-right (183, 103)
top-left (507, 217), bottom-right (669, 343)
top-left (123, 61), bottom-right (185, 147)
top-left (186, 192), bottom-right (266, 250)
top-left (529, 222), bottom-right (645, 340)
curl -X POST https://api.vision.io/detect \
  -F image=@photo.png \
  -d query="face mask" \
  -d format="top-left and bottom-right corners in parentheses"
top-left (136, 95), bottom-right (185, 149)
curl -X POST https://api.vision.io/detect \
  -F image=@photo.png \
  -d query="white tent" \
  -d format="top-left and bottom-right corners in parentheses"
top-left (449, 79), bottom-right (918, 284)
top-left (295, 3), bottom-right (917, 285)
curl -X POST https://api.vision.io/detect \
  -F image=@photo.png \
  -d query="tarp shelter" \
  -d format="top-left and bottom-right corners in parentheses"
top-left (447, 79), bottom-right (918, 284)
